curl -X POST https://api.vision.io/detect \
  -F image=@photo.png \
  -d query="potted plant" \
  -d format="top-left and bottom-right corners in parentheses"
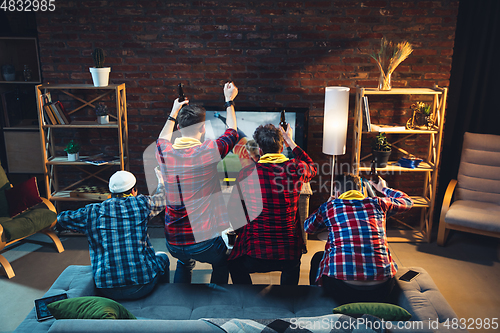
top-left (89, 48), bottom-right (110, 87)
top-left (406, 102), bottom-right (435, 130)
top-left (371, 132), bottom-right (391, 168)
top-left (95, 103), bottom-right (109, 124)
top-left (64, 140), bottom-right (81, 161)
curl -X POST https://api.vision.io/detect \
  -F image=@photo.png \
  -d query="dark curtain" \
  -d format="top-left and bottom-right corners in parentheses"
top-left (436, 0), bottom-right (500, 222)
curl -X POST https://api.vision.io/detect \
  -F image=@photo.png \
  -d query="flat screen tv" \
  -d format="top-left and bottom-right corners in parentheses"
top-left (203, 107), bottom-right (309, 181)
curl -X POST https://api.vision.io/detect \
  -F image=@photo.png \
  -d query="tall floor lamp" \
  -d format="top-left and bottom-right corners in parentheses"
top-left (322, 86), bottom-right (350, 197)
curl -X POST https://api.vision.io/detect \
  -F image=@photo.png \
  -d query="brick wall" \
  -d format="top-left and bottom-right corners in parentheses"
top-left (36, 0), bottom-right (459, 218)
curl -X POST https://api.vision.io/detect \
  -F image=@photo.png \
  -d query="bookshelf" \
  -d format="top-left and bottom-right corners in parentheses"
top-left (35, 84), bottom-right (129, 203)
top-left (351, 87), bottom-right (448, 242)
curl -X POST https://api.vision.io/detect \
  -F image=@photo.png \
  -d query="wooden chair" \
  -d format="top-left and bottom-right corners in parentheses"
top-left (0, 164), bottom-right (64, 278)
top-left (437, 132), bottom-right (500, 246)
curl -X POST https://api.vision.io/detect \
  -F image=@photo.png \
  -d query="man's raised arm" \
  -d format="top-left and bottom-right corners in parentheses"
top-left (223, 81), bottom-right (238, 130)
top-left (158, 98), bottom-right (189, 141)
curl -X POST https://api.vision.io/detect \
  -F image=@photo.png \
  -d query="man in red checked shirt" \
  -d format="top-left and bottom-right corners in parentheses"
top-left (156, 82), bottom-right (238, 284)
top-left (227, 124), bottom-right (317, 285)
top-left (305, 174), bottom-right (413, 304)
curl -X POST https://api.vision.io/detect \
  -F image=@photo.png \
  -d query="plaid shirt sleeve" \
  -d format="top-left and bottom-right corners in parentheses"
top-left (379, 187), bottom-right (413, 216)
top-left (216, 128), bottom-right (239, 159)
top-left (146, 183), bottom-right (166, 218)
top-left (56, 203), bottom-right (100, 234)
top-left (304, 202), bottom-right (328, 234)
top-left (292, 146), bottom-right (318, 183)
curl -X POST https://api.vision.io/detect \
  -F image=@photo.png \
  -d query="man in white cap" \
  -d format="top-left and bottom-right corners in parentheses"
top-left (56, 169), bottom-right (169, 300)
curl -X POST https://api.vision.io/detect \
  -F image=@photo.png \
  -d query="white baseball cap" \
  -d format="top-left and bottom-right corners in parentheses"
top-left (109, 171), bottom-right (136, 193)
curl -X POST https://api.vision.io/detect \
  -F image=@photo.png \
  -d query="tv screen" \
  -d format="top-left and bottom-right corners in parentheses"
top-left (203, 107), bottom-right (308, 181)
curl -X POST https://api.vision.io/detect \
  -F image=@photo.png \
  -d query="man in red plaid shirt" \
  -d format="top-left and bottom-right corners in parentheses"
top-left (228, 124), bottom-right (317, 285)
top-left (305, 174), bottom-right (413, 304)
top-left (156, 82), bottom-right (239, 284)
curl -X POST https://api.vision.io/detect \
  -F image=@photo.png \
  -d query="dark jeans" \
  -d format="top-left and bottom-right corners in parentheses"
top-left (310, 251), bottom-right (395, 304)
top-left (166, 236), bottom-right (229, 284)
top-left (98, 252), bottom-right (170, 300)
top-left (229, 255), bottom-right (301, 285)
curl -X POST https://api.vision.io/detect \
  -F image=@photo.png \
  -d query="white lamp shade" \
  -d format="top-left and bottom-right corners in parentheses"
top-left (322, 86), bottom-right (350, 155)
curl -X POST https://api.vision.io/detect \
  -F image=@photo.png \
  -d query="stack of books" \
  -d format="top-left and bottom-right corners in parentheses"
top-left (41, 92), bottom-right (71, 125)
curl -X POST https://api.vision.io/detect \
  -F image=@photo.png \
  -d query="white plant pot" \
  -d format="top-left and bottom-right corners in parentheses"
top-left (67, 152), bottom-right (79, 161)
top-left (97, 115), bottom-right (109, 124)
top-left (89, 67), bottom-right (110, 87)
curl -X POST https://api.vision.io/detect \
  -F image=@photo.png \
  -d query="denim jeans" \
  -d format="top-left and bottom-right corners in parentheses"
top-left (309, 251), bottom-right (395, 304)
top-left (166, 236), bottom-right (229, 284)
top-left (228, 255), bottom-right (301, 285)
top-left (98, 252), bottom-right (170, 300)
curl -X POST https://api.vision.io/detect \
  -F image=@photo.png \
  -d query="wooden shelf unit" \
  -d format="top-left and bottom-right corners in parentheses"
top-left (35, 84), bottom-right (129, 202)
top-left (351, 87), bottom-right (448, 242)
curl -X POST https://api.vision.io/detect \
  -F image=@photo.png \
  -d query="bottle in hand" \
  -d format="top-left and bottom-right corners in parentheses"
top-left (370, 160), bottom-right (379, 184)
top-left (178, 83), bottom-right (186, 102)
top-left (280, 109), bottom-right (287, 130)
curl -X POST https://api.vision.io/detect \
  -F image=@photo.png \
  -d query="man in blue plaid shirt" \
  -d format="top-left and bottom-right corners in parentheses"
top-left (305, 174), bottom-right (413, 304)
top-left (57, 170), bottom-right (170, 300)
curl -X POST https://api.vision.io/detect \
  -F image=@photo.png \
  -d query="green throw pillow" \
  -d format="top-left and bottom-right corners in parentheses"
top-left (333, 302), bottom-right (412, 321)
top-left (47, 296), bottom-right (137, 320)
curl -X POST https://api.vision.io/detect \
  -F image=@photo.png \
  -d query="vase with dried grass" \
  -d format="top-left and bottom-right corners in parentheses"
top-left (370, 38), bottom-right (413, 90)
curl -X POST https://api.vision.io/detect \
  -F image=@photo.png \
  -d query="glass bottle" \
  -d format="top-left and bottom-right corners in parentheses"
top-left (23, 65), bottom-right (32, 81)
top-left (279, 109), bottom-right (287, 130)
top-left (370, 160), bottom-right (379, 184)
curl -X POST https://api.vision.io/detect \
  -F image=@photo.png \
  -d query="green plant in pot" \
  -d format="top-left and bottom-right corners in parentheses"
top-left (371, 132), bottom-right (391, 168)
top-left (89, 48), bottom-right (110, 87)
top-left (64, 140), bottom-right (81, 161)
top-left (95, 103), bottom-right (109, 124)
top-left (406, 102), bottom-right (435, 129)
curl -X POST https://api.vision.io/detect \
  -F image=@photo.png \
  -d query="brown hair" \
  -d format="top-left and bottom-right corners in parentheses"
top-left (253, 124), bottom-right (284, 155)
top-left (177, 104), bottom-right (206, 133)
top-left (334, 174), bottom-right (361, 194)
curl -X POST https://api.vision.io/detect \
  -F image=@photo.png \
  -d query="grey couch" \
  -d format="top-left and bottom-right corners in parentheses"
top-left (15, 265), bottom-right (466, 333)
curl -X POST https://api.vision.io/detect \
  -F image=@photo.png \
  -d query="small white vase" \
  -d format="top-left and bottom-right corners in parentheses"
top-left (97, 115), bottom-right (109, 124)
top-left (67, 152), bottom-right (79, 161)
top-left (89, 67), bottom-right (110, 87)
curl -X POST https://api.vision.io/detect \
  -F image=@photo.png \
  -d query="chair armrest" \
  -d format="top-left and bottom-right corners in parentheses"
top-left (41, 197), bottom-right (56, 214)
top-left (0, 224), bottom-right (6, 249)
top-left (40, 197), bottom-right (57, 228)
top-left (439, 179), bottom-right (457, 226)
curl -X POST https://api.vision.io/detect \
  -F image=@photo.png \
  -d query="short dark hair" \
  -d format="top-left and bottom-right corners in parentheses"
top-left (111, 186), bottom-right (136, 198)
top-left (253, 124), bottom-right (284, 154)
top-left (177, 104), bottom-right (206, 131)
top-left (334, 174), bottom-right (361, 194)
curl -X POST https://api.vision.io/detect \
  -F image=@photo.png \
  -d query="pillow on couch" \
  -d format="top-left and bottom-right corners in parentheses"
top-left (47, 296), bottom-right (137, 320)
top-left (6, 177), bottom-right (42, 217)
top-left (333, 302), bottom-right (412, 321)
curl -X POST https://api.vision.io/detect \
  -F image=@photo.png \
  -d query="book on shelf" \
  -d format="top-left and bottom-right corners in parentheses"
top-left (80, 154), bottom-right (117, 166)
top-left (54, 101), bottom-right (71, 124)
top-left (50, 103), bottom-right (66, 124)
top-left (43, 103), bottom-right (58, 125)
top-left (370, 124), bottom-right (407, 132)
top-left (362, 96), bottom-right (371, 132)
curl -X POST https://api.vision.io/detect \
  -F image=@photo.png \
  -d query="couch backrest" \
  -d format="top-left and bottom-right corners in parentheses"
top-left (457, 132), bottom-right (500, 204)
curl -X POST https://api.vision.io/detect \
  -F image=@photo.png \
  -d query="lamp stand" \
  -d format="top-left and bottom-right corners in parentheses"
top-left (330, 155), bottom-right (336, 198)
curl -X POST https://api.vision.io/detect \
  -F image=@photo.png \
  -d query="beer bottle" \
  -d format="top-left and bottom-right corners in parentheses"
top-left (178, 83), bottom-right (186, 102)
top-left (370, 160), bottom-right (379, 184)
top-left (280, 109), bottom-right (287, 131)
